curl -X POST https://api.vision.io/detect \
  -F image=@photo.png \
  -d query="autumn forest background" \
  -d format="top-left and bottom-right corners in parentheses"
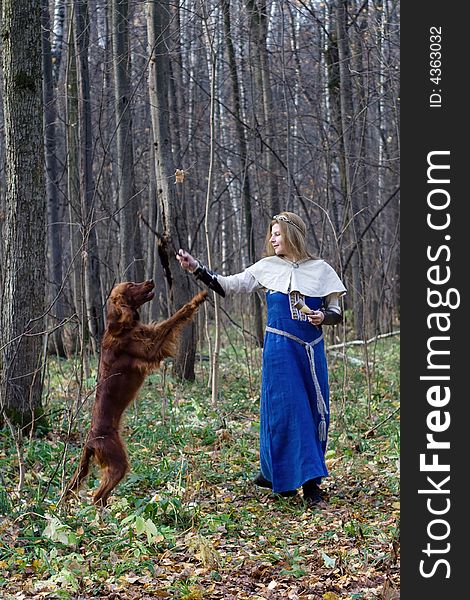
top-left (0, 0), bottom-right (400, 598)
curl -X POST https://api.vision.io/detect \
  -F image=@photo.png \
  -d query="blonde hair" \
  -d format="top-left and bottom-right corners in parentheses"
top-left (264, 211), bottom-right (315, 261)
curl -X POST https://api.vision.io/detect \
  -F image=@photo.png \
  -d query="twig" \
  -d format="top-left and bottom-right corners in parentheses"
top-left (365, 406), bottom-right (400, 438)
top-left (328, 350), bottom-right (371, 367)
top-left (327, 330), bottom-right (400, 351)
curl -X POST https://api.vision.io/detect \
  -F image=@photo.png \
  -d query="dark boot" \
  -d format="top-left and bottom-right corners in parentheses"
top-left (253, 471), bottom-right (272, 489)
top-left (302, 479), bottom-right (323, 507)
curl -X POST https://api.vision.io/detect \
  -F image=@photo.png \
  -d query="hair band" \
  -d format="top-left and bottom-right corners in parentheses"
top-left (272, 214), bottom-right (304, 234)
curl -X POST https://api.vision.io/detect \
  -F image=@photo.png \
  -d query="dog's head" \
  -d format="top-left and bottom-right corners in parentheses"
top-left (106, 280), bottom-right (155, 335)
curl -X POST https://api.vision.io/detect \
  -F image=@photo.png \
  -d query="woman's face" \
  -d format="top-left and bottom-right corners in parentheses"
top-left (270, 223), bottom-right (289, 257)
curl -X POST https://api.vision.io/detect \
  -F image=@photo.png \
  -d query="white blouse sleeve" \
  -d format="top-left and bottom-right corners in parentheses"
top-left (324, 293), bottom-right (341, 314)
top-left (218, 270), bottom-right (263, 295)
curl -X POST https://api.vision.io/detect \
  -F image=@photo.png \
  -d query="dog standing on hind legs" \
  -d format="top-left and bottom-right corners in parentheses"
top-left (65, 280), bottom-right (207, 506)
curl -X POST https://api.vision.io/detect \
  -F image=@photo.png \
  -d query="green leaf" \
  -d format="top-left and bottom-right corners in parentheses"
top-left (134, 515), bottom-right (145, 535)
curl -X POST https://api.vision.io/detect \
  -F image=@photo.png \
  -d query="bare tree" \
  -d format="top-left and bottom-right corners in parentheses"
top-left (73, 0), bottom-right (104, 353)
top-left (51, 0), bottom-right (66, 83)
top-left (147, 0), bottom-right (199, 380)
top-left (245, 0), bottom-right (279, 216)
top-left (42, 0), bottom-right (67, 357)
top-left (0, 0), bottom-right (47, 430)
top-left (222, 0), bottom-right (264, 345)
top-left (112, 0), bottom-right (144, 281)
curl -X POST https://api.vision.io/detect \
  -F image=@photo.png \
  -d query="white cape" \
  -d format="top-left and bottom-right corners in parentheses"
top-left (246, 256), bottom-right (346, 297)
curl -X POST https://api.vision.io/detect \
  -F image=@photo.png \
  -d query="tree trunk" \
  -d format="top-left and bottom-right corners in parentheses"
top-left (222, 0), bottom-right (264, 346)
top-left (245, 0), bottom-right (279, 216)
top-left (336, 0), bottom-right (365, 338)
top-left (0, 0), bottom-right (48, 431)
top-left (74, 0), bottom-right (104, 353)
top-left (42, 0), bottom-right (67, 357)
top-left (112, 0), bottom-right (144, 282)
top-left (65, 14), bottom-right (83, 357)
top-left (147, 0), bottom-right (198, 380)
top-left (51, 0), bottom-right (66, 83)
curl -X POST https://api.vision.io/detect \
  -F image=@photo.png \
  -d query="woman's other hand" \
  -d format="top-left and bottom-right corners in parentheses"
top-left (176, 249), bottom-right (198, 272)
top-left (307, 310), bottom-right (325, 326)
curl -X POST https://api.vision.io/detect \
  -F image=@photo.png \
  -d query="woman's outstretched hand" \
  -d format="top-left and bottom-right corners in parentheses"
top-left (176, 249), bottom-right (198, 272)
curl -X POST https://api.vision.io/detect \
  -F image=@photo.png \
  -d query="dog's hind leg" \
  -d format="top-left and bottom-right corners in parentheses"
top-left (65, 445), bottom-right (94, 499)
top-left (92, 434), bottom-right (129, 506)
top-left (93, 462), bottom-right (129, 507)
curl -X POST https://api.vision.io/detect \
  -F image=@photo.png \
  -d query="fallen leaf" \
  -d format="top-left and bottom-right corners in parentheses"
top-left (321, 552), bottom-right (336, 569)
top-left (268, 580), bottom-right (278, 590)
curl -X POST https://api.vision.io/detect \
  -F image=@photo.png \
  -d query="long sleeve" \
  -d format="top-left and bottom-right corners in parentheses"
top-left (324, 293), bottom-right (341, 314)
top-left (218, 270), bottom-right (263, 295)
top-left (322, 293), bottom-right (342, 325)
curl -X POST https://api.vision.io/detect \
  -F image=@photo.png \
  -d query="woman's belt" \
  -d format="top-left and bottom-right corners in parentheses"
top-left (265, 326), bottom-right (328, 442)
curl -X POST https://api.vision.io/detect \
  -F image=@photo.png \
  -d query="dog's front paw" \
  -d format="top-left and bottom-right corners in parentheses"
top-left (191, 290), bottom-right (208, 306)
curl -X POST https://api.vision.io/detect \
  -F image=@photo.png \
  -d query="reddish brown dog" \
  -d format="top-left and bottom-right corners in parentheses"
top-left (66, 280), bottom-right (207, 506)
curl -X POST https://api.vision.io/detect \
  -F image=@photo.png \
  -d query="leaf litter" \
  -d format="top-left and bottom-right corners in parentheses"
top-left (0, 338), bottom-right (400, 598)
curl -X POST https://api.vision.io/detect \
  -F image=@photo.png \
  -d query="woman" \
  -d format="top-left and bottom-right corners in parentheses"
top-left (176, 212), bottom-right (346, 507)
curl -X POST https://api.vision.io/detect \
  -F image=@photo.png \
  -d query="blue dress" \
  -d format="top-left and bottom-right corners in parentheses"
top-left (260, 291), bottom-right (330, 492)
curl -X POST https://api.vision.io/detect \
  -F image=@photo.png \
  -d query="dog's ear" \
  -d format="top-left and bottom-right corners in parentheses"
top-left (106, 294), bottom-right (134, 335)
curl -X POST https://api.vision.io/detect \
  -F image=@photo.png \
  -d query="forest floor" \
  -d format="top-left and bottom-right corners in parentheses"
top-left (0, 335), bottom-right (400, 599)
